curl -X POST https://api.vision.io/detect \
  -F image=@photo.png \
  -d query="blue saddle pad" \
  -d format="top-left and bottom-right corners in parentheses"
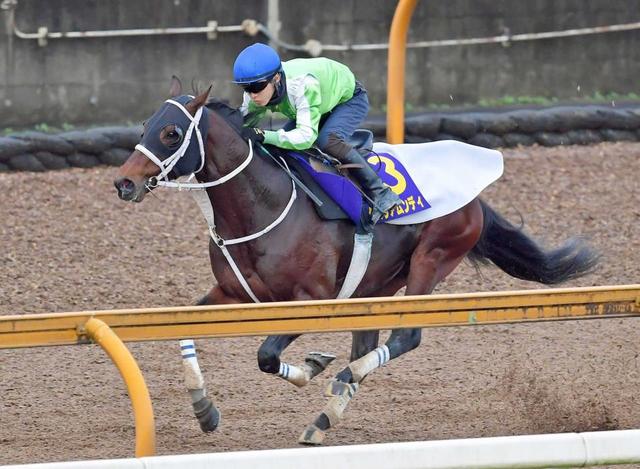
top-left (287, 150), bottom-right (431, 226)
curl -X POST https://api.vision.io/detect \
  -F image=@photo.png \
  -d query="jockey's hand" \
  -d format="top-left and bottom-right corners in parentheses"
top-left (241, 127), bottom-right (265, 145)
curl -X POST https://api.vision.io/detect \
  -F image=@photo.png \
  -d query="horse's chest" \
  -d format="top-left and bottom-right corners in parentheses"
top-left (211, 242), bottom-right (331, 301)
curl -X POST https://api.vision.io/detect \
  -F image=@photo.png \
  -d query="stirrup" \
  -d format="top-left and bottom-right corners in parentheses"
top-left (370, 191), bottom-right (402, 225)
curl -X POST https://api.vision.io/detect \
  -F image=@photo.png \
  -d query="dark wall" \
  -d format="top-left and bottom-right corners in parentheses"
top-left (1, 0), bottom-right (638, 127)
top-left (284, 0), bottom-right (639, 109)
top-left (0, 0), bottom-right (266, 127)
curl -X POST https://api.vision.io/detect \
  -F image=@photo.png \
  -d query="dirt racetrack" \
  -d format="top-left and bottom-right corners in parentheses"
top-left (1, 142), bottom-right (639, 466)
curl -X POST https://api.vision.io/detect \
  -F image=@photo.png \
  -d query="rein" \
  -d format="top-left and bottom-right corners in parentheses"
top-left (135, 98), bottom-right (297, 302)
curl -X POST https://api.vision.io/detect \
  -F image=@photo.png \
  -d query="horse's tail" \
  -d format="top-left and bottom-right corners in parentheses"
top-left (468, 199), bottom-right (599, 284)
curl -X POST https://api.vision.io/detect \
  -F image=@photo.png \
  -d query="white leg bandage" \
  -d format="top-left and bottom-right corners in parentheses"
top-left (324, 382), bottom-right (359, 426)
top-left (349, 345), bottom-right (390, 382)
top-left (180, 339), bottom-right (206, 402)
top-left (277, 362), bottom-right (312, 388)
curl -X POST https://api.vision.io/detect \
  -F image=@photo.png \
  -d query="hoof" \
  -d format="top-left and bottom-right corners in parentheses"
top-left (305, 351), bottom-right (336, 380)
top-left (193, 397), bottom-right (221, 433)
top-left (298, 424), bottom-right (325, 445)
top-left (324, 380), bottom-right (358, 397)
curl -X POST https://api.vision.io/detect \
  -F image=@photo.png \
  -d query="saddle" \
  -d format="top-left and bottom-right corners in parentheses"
top-left (262, 130), bottom-right (375, 230)
top-left (273, 128), bottom-right (432, 229)
top-left (261, 135), bottom-right (504, 230)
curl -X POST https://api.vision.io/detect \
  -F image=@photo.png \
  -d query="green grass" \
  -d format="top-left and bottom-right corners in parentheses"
top-left (477, 95), bottom-right (560, 107)
top-left (590, 91), bottom-right (640, 102)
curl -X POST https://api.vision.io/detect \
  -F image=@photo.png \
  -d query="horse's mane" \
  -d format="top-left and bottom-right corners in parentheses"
top-left (205, 98), bottom-right (243, 133)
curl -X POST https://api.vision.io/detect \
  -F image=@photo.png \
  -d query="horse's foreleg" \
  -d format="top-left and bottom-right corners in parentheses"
top-left (180, 285), bottom-right (242, 433)
top-left (180, 339), bottom-right (220, 432)
top-left (258, 335), bottom-right (336, 388)
top-left (350, 330), bottom-right (380, 361)
top-left (256, 280), bottom-right (341, 387)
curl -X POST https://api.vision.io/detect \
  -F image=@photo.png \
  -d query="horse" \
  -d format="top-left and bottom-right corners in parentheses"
top-left (114, 78), bottom-right (598, 445)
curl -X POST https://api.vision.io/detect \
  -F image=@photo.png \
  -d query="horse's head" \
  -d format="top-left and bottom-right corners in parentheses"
top-left (114, 77), bottom-right (211, 202)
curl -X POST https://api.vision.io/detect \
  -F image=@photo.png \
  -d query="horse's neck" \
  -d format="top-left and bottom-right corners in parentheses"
top-left (199, 111), bottom-right (291, 240)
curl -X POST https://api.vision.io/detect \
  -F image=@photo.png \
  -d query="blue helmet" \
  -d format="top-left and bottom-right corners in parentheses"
top-left (232, 43), bottom-right (282, 84)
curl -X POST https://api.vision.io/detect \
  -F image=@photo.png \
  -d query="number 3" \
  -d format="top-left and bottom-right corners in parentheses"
top-left (367, 156), bottom-right (407, 195)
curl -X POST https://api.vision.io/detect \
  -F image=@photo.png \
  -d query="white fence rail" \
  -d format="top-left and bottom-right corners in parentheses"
top-left (5, 429), bottom-right (640, 469)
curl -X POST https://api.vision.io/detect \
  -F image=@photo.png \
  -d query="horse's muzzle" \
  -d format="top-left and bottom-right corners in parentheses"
top-left (114, 177), bottom-right (140, 201)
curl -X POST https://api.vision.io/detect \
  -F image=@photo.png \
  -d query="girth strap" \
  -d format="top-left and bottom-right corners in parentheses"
top-left (336, 233), bottom-right (373, 299)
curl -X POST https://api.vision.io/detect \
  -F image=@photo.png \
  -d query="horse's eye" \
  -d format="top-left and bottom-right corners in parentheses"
top-left (164, 125), bottom-right (184, 148)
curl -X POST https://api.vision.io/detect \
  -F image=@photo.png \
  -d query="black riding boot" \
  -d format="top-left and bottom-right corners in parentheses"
top-left (323, 133), bottom-right (402, 230)
top-left (341, 146), bottom-right (402, 227)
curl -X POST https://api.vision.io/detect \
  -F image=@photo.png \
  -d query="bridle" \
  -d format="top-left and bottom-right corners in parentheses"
top-left (134, 97), bottom-right (296, 303)
top-left (134, 98), bottom-right (257, 190)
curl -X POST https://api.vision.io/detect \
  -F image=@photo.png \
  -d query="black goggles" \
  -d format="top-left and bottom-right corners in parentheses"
top-left (241, 79), bottom-right (271, 94)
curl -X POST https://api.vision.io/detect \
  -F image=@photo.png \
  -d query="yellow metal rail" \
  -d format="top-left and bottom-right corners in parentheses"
top-left (387, 0), bottom-right (418, 144)
top-left (2, 285), bottom-right (639, 349)
top-left (1, 284), bottom-right (638, 458)
top-left (85, 319), bottom-right (155, 457)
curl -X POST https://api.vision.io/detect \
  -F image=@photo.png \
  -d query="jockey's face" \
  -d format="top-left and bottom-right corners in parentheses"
top-left (247, 73), bottom-right (280, 106)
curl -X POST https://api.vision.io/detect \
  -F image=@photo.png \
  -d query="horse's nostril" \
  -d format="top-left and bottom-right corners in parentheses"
top-left (115, 178), bottom-right (136, 199)
top-left (121, 178), bottom-right (134, 191)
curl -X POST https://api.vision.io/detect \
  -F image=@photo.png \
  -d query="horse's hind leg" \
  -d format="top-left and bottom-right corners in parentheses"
top-left (258, 334), bottom-right (336, 388)
top-left (339, 202), bottom-right (483, 385)
top-left (300, 202), bottom-right (483, 445)
top-left (297, 330), bottom-right (379, 445)
top-left (301, 324), bottom-right (425, 444)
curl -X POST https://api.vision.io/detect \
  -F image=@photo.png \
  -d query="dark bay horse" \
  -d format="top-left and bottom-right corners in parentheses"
top-left (114, 79), bottom-right (598, 444)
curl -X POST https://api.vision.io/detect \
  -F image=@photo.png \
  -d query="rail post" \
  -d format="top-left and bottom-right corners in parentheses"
top-left (84, 317), bottom-right (156, 457)
top-left (386, 0), bottom-right (418, 144)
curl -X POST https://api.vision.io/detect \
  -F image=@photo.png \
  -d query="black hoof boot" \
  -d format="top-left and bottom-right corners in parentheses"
top-left (193, 396), bottom-right (221, 433)
top-left (305, 351), bottom-right (337, 380)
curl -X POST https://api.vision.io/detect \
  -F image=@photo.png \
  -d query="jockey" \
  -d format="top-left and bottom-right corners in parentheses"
top-left (233, 42), bottom-right (401, 229)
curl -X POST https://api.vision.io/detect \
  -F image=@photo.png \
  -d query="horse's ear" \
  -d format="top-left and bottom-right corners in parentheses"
top-left (188, 84), bottom-right (212, 111)
top-left (169, 76), bottom-right (183, 97)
